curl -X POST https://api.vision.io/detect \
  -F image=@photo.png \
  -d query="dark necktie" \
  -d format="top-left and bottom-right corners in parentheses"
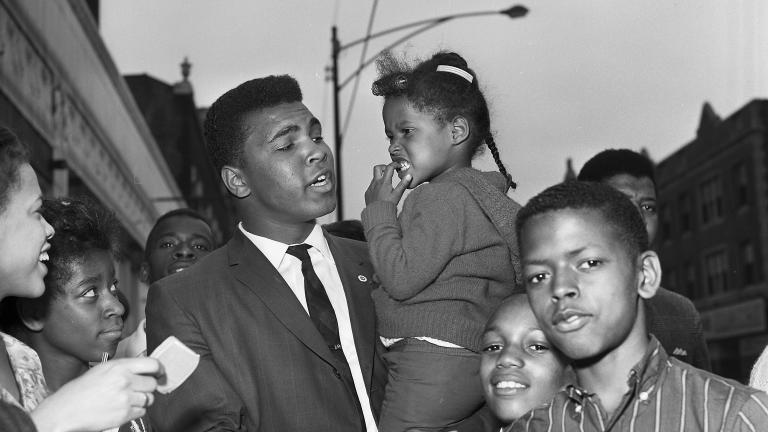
top-left (286, 244), bottom-right (365, 430)
top-left (286, 244), bottom-right (342, 351)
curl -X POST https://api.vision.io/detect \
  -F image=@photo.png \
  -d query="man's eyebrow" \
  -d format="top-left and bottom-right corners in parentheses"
top-left (523, 258), bottom-right (549, 266)
top-left (156, 231), bottom-right (213, 243)
top-left (267, 117), bottom-right (321, 143)
top-left (187, 233), bottom-right (214, 243)
top-left (267, 124), bottom-right (299, 143)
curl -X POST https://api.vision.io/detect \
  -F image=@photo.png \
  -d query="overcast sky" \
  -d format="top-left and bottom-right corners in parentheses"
top-left (101, 0), bottom-right (767, 220)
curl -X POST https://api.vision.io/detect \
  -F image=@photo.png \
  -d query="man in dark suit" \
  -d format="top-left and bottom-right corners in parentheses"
top-left (146, 75), bottom-right (386, 431)
top-left (578, 148), bottom-right (711, 370)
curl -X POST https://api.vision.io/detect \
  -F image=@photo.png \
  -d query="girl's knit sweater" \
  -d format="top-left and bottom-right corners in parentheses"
top-left (361, 167), bottom-right (522, 352)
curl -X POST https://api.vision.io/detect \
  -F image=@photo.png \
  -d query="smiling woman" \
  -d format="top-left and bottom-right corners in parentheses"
top-left (0, 161), bottom-right (54, 303)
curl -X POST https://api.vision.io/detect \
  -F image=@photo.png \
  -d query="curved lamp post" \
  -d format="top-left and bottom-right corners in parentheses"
top-left (329, 5), bottom-right (528, 219)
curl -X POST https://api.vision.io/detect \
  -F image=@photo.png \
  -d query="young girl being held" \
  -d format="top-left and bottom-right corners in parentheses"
top-left (362, 51), bottom-right (523, 431)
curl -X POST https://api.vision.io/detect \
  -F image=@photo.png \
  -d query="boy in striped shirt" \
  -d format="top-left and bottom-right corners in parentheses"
top-left (510, 181), bottom-right (768, 431)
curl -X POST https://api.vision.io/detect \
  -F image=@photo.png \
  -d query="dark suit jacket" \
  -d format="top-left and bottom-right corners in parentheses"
top-left (647, 286), bottom-right (711, 371)
top-left (146, 229), bottom-right (386, 431)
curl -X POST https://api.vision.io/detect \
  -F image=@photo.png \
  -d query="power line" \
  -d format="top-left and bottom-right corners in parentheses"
top-left (341, 0), bottom-right (379, 136)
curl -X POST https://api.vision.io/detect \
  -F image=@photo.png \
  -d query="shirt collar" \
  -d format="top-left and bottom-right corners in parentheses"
top-left (626, 335), bottom-right (666, 398)
top-left (238, 223), bottom-right (333, 269)
top-left (565, 335), bottom-right (667, 406)
top-left (300, 224), bottom-right (334, 263)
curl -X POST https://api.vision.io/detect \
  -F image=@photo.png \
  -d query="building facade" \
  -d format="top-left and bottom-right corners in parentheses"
top-left (0, 1), bottom-right (184, 332)
top-left (125, 68), bottom-right (235, 243)
top-left (656, 99), bottom-right (768, 382)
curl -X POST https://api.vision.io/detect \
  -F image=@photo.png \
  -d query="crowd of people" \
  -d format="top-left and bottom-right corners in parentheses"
top-left (2, 49), bottom-right (768, 432)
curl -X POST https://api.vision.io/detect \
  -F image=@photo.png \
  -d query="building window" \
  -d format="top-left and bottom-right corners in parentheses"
top-left (660, 204), bottom-right (672, 242)
top-left (703, 250), bottom-right (728, 296)
top-left (700, 176), bottom-right (723, 225)
top-left (741, 241), bottom-right (756, 285)
top-left (732, 162), bottom-right (749, 209)
top-left (679, 192), bottom-right (692, 234)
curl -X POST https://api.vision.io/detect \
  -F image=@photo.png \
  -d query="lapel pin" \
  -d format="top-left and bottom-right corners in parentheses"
top-left (357, 275), bottom-right (368, 282)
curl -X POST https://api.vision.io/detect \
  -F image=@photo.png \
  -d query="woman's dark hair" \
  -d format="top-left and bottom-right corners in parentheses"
top-left (372, 51), bottom-right (515, 189)
top-left (25, 198), bottom-right (121, 319)
top-left (0, 126), bottom-right (31, 214)
top-left (43, 197), bottom-right (121, 295)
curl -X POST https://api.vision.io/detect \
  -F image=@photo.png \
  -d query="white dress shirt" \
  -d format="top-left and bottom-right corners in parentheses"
top-left (238, 223), bottom-right (377, 432)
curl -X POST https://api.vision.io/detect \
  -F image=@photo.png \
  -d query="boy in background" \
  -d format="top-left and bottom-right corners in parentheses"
top-left (115, 208), bottom-right (214, 358)
top-left (578, 148), bottom-right (710, 370)
top-left (512, 181), bottom-right (768, 431)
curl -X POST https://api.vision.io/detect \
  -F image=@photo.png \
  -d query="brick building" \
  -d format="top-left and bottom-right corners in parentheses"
top-left (125, 63), bottom-right (235, 243)
top-left (656, 99), bottom-right (768, 382)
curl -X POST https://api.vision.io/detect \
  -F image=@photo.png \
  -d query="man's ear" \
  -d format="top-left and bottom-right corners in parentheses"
top-left (16, 300), bottom-right (45, 332)
top-left (449, 116), bottom-right (470, 146)
top-left (221, 165), bottom-right (251, 198)
top-left (139, 262), bottom-right (150, 285)
top-left (637, 250), bottom-right (661, 300)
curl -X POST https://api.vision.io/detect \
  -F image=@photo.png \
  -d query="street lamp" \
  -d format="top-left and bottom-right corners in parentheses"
top-left (330, 5), bottom-right (528, 220)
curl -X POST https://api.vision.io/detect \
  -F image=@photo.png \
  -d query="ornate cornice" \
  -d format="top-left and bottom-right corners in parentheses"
top-left (0, 1), bottom-right (182, 242)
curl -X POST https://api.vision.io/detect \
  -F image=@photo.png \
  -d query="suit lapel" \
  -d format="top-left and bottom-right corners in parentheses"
top-left (227, 231), bottom-right (336, 364)
top-left (325, 233), bottom-right (377, 386)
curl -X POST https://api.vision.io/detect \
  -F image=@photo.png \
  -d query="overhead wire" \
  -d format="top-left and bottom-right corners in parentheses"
top-left (341, 0), bottom-right (379, 136)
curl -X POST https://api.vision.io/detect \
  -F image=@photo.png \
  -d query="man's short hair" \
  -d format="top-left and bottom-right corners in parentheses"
top-left (516, 181), bottom-right (649, 259)
top-left (144, 208), bottom-right (212, 260)
top-left (203, 75), bottom-right (303, 172)
top-left (577, 148), bottom-right (656, 186)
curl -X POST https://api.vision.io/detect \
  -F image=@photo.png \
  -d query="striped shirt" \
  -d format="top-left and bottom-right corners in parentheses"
top-left (509, 337), bottom-right (768, 432)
